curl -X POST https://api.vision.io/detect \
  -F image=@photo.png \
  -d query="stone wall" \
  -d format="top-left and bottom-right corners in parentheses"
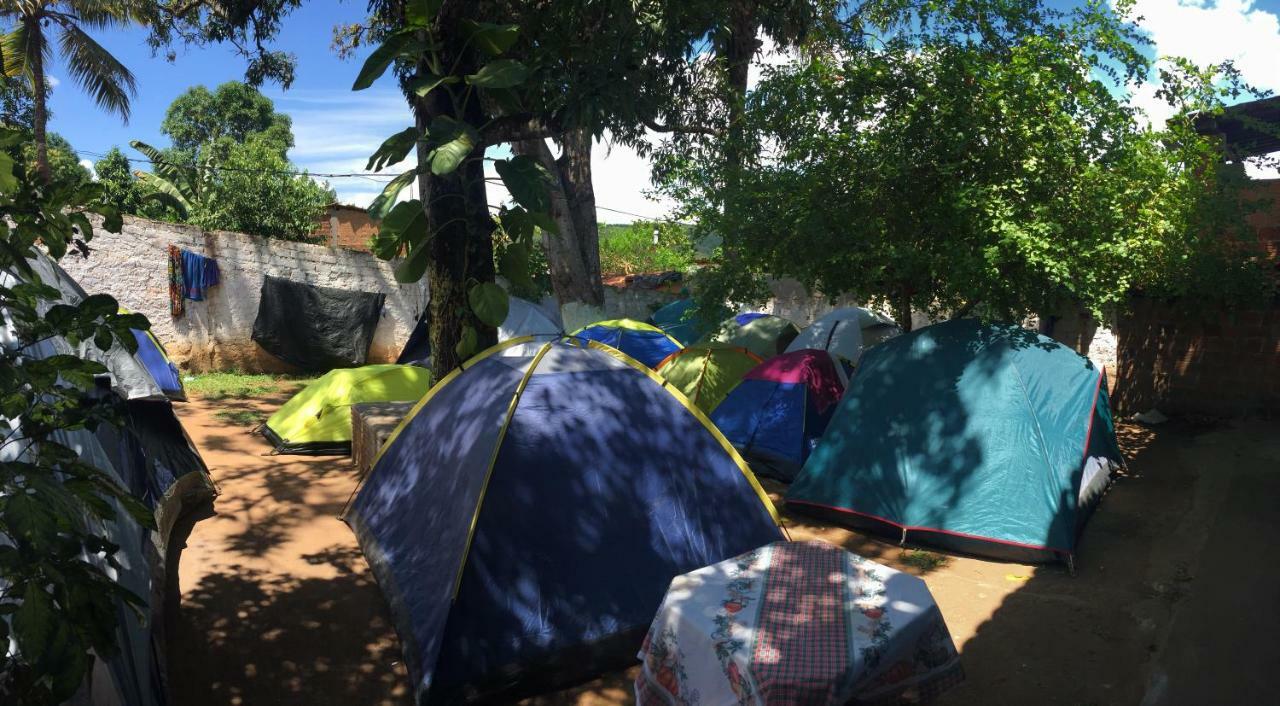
top-left (62, 215), bottom-right (428, 372)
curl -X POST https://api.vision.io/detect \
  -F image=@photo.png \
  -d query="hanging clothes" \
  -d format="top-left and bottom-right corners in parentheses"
top-left (180, 250), bottom-right (221, 301)
top-left (167, 245), bottom-right (184, 317)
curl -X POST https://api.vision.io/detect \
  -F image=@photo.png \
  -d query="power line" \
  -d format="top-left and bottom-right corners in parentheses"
top-left (78, 148), bottom-right (684, 222)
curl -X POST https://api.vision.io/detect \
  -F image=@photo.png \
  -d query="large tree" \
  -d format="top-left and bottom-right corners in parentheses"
top-left (0, 0), bottom-right (138, 183)
top-left (653, 0), bottom-right (1271, 327)
top-left (127, 82), bottom-right (333, 239)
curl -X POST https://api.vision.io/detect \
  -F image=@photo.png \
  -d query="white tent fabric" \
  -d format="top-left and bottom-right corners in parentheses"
top-left (25, 253), bottom-right (167, 401)
top-left (1, 283), bottom-right (162, 706)
top-left (786, 307), bottom-right (901, 364)
top-left (499, 295), bottom-right (561, 341)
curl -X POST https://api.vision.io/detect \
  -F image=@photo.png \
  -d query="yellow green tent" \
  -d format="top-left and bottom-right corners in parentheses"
top-left (655, 344), bottom-right (763, 414)
top-left (262, 364), bottom-right (433, 454)
top-left (702, 313), bottom-right (801, 359)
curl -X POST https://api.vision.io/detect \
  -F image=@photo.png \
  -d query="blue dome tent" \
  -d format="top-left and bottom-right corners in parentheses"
top-left (568, 318), bottom-right (682, 368)
top-left (346, 338), bottom-right (783, 704)
top-left (787, 320), bottom-right (1123, 564)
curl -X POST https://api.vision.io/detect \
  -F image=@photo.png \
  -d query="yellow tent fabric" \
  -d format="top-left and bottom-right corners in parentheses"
top-left (262, 364), bottom-right (433, 454)
top-left (656, 344), bottom-right (763, 414)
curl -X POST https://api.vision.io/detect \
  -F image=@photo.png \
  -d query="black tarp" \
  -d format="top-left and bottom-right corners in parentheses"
top-left (251, 275), bottom-right (386, 371)
top-left (397, 310), bottom-right (431, 365)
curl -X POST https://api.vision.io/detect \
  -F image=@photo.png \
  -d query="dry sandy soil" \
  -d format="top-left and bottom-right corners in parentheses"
top-left (168, 387), bottom-right (1280, 706)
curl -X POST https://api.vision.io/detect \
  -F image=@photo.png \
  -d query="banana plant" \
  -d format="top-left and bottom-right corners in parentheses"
top-left (127, 139), bottom-right (214, 218)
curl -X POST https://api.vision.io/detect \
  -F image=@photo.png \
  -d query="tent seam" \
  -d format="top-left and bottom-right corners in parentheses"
top-left (450, 341), bottom-right (554, 600)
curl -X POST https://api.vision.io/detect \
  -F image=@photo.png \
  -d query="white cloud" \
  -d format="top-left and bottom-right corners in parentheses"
top-left (1126, 0), bottom-right (1280, 127)
top-left (47, 76), bottom-right (60, 88)
top-left (79, 158), bottom-right (95, 178)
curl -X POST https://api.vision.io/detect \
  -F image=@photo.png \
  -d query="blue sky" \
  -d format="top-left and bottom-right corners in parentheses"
top-left (43, 0), bottom-right (1280, 217)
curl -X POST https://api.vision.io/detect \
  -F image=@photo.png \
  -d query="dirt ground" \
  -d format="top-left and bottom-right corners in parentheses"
top-left (169, 388), bottom-right (1280, 706)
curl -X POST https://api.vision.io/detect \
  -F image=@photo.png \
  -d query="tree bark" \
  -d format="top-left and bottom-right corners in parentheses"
top-left (513, 132), bottom-right (605, 309)
top-left (27, 17), bottom-right (51, 184)
top-left (892, 294), bottom-right (913, 333)
top-left (722, 0), bottom-right (760, 193)
top-left (414, 6), bottom-right (498, 380)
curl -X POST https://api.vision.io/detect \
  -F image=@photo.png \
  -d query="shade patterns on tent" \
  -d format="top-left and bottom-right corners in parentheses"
top-left (711, 349), bottom-right (848, 482)
top-left (398, 295), bottom-right (561, 366)
top-left (568, 318), bottom-right (682, 368)
top-left (130, 326), bottom-right (186, 401)
top-left (262, 364), bottom-right (434, 454)
top-left (702, 313), bottom-right (800, 359)
top-left (654, 344), bottom-right (762, 414)
top-left (346, 338), bottom-right (783, 704)
top-left (648, 298), bottom-right (710, 345)
top-left (785, 306), bottom-right (901, 365)
top-left (787, 319), bottom-right (1124, 563)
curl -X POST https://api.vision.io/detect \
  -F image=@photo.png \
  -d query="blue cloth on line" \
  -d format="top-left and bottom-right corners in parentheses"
top-left (180, 250), bottom-right (220, 301)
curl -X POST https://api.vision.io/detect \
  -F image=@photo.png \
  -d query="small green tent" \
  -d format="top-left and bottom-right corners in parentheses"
top-left (787, 319), bottom-right (1123, 564)
top-left (702, 313), bottom-right (800, 359)
top-left (655, 344), bottom-right (763, 413)
top-left (262, 364), bottom-right (433, 454)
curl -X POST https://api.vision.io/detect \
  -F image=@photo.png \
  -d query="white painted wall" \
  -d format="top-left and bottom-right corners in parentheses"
top-left (61, 215), bottom-right (428, 372)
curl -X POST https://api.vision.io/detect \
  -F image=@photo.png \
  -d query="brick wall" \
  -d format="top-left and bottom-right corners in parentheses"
top-left (311, 205), bottom-right (378, 252)
top-left (1112, 298), bottom-right (1280, 416)
top-left (1111, 178), bottom-right (1280, 417)
top-left (62, 214), bottom-right (428, 372)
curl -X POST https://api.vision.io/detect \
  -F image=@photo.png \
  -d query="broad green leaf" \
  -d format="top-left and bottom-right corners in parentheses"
top-left (395, 240), bottom-right (432, 283)
top-left (373, 199), bottom-right (424, 258)
top-left (498, 242), bottom-right (535, 291)
top-left (0, 150), bottom-right (16, 192)
top-left (529, 209), bottom-right (560, 235)
top-left (68, 211), bottom-right (94, 242)
top-left (369, 170), bottom-right (418, 221)
top-left (366, 127), bottom-right (420, 172)
top-left (98, 206), bottom-right (122, 233)
top-left (468, 282), bottom-right (509, 328)
top-left (426, 116), bottom-right (478, 176)
top-left (500, 206), bottom-right (535, 244)
top-left (407, 72), bottom-right (458, 97)
top-left (80, 294), bottom-right (118, 319)
top-left (352, 31), bottom-right (419, 91)
top-left (494, 155), bottom-right (553, 212)
top-left (466, 60), bottom-right (529, 89)
top-left (455, 323), bottom-right (478, 359)
top-left (405, 0), bottom-right (444, 26)
top-left (13, 584), bottom-right (63, 666)
top-left (462, 20), bottom-right (519, 56)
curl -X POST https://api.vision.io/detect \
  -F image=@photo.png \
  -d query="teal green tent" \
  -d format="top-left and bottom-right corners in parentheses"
top-left (787, 319), bottom-right (1123, 564)
top-left (650, 298), bottom-right (710, 345)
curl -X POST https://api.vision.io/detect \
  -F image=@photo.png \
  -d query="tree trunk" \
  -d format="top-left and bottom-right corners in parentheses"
top-left (27, 17), bottom-right (50, 184)
top-left (512, 132), bottom-right (604, 309)
top-left (722, 0), bottom-right (760, 193)
top-left (414, 8), bottom-right (498, 380)
top-left (892, 294), bottom-right (913, 333)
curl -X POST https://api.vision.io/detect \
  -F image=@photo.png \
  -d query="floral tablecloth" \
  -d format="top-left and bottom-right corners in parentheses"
top-left (635, 541), bottom-right (963, 706)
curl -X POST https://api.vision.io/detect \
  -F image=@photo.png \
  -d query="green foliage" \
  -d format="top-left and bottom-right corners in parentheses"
top-left (140, 1), bottom-right (305, 88)
top-left (21, 133), bottom-right (89, 192)
top-left (0, 76), bottom-right (35, 128)
top-left (186, 135), bottom-right (334, 241)
top-left (127, 84), bottom-right (334, 240)
top-left (654, 1), bottom-right (1275, 323)
top-left (0, 125), bottom-right (153, 704)
top-left (599, 221), bottom-right (696, 275)
top-left (160, 82), bottom-right (294, 154)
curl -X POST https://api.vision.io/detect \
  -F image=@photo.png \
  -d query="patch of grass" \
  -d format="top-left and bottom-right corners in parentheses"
top-left (599, 221), bottom-right (695, 275)
top-left (900, 549), bottom-right (950, 572)
top-left (214, 409), bottom-right (266, 427)
top-left (184, 371), bottom-right (316, 401)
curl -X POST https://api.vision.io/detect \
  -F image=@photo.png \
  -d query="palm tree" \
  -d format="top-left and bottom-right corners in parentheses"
top-left (0, 1), bottom-right (137, 183)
